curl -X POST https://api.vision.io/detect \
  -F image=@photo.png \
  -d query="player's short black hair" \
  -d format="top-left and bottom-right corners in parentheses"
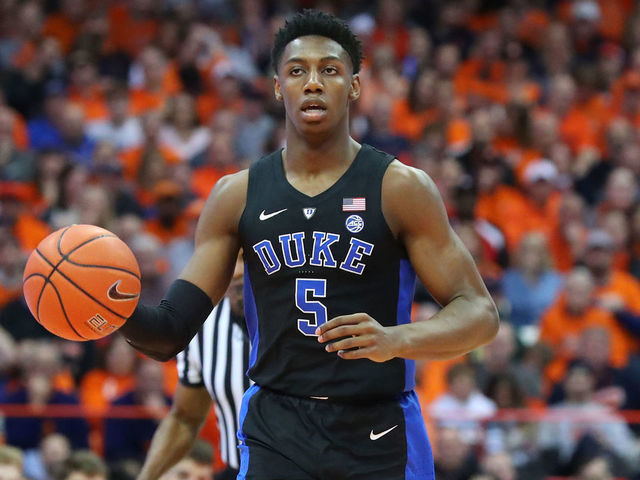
top-left (271, 9), bottom-right (363, 74)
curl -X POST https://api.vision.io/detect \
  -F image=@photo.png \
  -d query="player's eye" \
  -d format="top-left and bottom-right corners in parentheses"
top-left (324, 66), bottom-right (338, 75)
top-left (289, 67), bottom-right (304, 76)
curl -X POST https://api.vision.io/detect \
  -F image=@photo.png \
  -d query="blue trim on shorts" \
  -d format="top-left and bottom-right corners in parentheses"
top-left (243, 266), bottom-right (259, 369)
top-left (237, 384), bottom-right (261, 480)
top-left (397, 259), bottom-right (416, 391)
top-left (401, 391), bottom-right (435, 479)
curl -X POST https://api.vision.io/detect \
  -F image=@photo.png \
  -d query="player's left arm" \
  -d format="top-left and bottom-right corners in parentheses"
top-left (317, 161), bottom-right (499, 361)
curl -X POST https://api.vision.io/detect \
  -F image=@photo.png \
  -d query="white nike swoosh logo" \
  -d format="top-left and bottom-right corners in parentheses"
top-left (369, 425), bottom-right (398, 440)
top-left (259, 209), bottom-right (287, 221)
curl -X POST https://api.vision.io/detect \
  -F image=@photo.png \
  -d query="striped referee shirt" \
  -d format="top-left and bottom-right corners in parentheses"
top-left (176, 298), bottom-right (251, 469)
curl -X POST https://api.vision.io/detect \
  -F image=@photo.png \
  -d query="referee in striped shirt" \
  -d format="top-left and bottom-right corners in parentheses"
top-left (138, 255), bottom-right (250, 480)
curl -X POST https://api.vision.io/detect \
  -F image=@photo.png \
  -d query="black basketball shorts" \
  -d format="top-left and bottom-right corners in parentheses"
top-left (236, 385), bottom-right (434, 479)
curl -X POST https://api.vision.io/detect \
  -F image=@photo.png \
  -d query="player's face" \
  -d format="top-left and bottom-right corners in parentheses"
top-left (274, 35), bottom-right (360, 136)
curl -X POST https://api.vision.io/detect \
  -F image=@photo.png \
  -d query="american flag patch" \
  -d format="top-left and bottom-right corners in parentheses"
top-left (343, 197), bottom-right (366, 211)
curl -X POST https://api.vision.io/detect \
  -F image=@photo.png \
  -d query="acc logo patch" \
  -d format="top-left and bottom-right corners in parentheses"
top-left (345, 214), bottom-right (364, 233)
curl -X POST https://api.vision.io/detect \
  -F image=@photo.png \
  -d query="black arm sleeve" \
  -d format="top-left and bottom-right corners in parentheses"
top-left (118, 279), bottom-right (213, 362)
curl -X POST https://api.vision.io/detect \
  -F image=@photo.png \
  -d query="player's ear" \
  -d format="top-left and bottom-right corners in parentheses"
top-left (274, 74), bottom-right (283, 101)
top-left (349, 74), bottom-right (360, 101)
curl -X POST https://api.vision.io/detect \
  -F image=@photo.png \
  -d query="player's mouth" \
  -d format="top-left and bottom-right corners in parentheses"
top-left (300, 100), bottom-right (327, 122)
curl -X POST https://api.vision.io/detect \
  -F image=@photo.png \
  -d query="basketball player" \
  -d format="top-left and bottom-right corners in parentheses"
top-left (120, 10), bottom-right (499, 479)
top-left (138, 257), bottom-right (249, 480)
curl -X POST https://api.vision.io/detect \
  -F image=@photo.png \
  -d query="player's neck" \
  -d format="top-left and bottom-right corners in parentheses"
top-left (283, 128), bottom-right (358, 174)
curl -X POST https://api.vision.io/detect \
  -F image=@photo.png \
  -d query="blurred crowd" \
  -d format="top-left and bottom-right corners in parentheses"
top-left (2, 0), bottom-right (640, 478)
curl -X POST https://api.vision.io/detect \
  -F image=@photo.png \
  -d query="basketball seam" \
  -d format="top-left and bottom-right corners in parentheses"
top-left (57, 227), bottom-right (140, 279)
top-left (28, 272), bottom-right (48, 324)
top-left (34, 246), bottom-right (64, 325)
top-left (44, 281), bottom-right (88, 340)
top-left (35, 248), bottom-right (130, 321)
top-left (27, 262), bottom-right (86, 340)
top-left (62, 262), bottom-right (140, 279)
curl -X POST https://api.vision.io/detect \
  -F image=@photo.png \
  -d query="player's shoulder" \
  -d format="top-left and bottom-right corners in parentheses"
top-left (382, 160), bottom-right (439, 201)
top-left (199, 169), bottom-right (249, 231)
top-left (213, 169), bottom-right (249, 194)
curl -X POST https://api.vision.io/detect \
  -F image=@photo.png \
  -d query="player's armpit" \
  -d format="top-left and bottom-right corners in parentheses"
top-left (381, 162), bottom-right (499, 360)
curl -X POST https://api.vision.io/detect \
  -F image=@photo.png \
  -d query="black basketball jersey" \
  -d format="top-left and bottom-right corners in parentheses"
top-left (239, 144), bottom-right (417, 400)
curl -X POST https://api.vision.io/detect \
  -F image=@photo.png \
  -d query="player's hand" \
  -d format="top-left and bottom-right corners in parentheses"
top-left (316, 313), bottom-right (400, 363)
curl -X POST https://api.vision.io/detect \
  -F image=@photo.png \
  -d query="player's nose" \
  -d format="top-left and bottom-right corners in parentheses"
top-left (304, 68), bottom-right (323, 93)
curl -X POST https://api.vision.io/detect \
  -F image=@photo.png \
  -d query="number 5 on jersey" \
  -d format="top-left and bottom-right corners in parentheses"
top-left (296, 278), bottom-right (327, 336)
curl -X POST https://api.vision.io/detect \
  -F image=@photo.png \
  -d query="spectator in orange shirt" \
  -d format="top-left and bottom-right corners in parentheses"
top-left (129, 46), bottom-right (182, 116)
top-left (611, 72), bottom-right (640, 130)
top-left (119, 110), bottom-right (180, 192)
top-left (357, 42), bottom-right (408, 118)
top-left (144, 180), bottom-right (188, 246)
top-left (540, 267), bottom-right (632, 383)
top-left (390, 69), bottom-right (439, 141)
top-left (159, 93), bottom-right (211, 164)
top-left (0, 182), bottom-right (49, 252)
top-left (548, 191), bottom-right (589, 272)
top-left (107, 0), bottom-right (158, 59)
top-left (476, 159), bottom-right (562, 252)
top-left (42, 0), bottom-right (85, 54)
top-left (81, 336), bottom-right (136, 413)
top-left (546, 74), bottom-right (598, 154)
top-left (67, 50), bottom-right (109, 123)
top-left (582, 230), bottom-right (640, 347)
top-left (454, 29), bottom-right (506, 105)
top-left (370, 0), bottom-right (410, 61)
top-left (195, 61), bottom-right (246, 124)
top-left (191, 130), bottom-right (238, 201)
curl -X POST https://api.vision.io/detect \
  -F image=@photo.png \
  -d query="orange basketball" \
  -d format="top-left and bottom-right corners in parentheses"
top-left (22, 224), bottom-right (141, 341)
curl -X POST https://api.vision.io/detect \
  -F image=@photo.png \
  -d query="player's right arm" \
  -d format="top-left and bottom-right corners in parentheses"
top-left (119, 171), bottom-right (247, 361)
top-left (137, 383), bottom-right (213, 480)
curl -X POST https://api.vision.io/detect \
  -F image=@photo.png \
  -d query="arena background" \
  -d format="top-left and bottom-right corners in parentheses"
top-left (2, 0), bottom-right (640, 478)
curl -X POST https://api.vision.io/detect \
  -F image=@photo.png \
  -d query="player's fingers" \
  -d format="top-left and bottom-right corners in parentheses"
top-left (315, 313), bottom-right (369, 336)
top-left (324, 335), bottom-right (373, 352)
top-left (337, 347), bottom-right (373, 360)
top-left (317, 324), bottom-right (363, 343)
